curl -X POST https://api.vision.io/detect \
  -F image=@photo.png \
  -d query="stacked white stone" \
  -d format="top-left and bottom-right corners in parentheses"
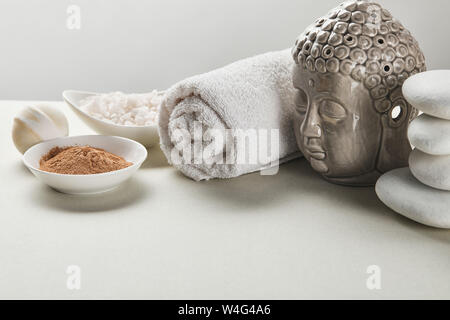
top-left (406, 71), bottom-right (450, 191)
top-left (375, 70), bottom-right (450, 229)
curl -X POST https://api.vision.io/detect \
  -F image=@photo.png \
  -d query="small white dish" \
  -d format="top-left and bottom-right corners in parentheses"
top-left (62, 90), bottom-right (162, 147)
top-left (23, 135), bottom-right (147, 195)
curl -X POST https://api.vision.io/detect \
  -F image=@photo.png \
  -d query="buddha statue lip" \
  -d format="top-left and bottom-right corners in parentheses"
top-left (308, 151), bottom-right (326, 160)
top-left (304, 144), bottom-right (326, 160)
top-left (304, 142), bottom-right (325, 154)
top-left (303, 139), bottom-right (328, 171)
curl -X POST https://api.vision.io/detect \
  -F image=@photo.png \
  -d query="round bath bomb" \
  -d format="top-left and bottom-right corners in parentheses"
top-left (376, 168), bottom-right (450, 229)
top-left (403, 70), bottom-right (450, 120)
top-left (409, 149), bottom-right (450, 191)
top-left (408, 114), bottom-right (450, 155)
top-left (12, 104), bottom-right (69, 154)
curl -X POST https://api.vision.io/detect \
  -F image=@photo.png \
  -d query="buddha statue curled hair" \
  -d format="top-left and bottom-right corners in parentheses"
top-left (291, 0), bottom-right (426, 186)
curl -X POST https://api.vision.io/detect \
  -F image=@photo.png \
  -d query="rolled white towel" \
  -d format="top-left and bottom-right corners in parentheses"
top-left (158, 49), bottom-right (301, 181)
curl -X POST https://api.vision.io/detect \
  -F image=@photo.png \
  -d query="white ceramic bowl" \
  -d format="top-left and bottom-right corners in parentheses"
top-left (62, 90), bottom-right (161, 147)
top-left (23, 135), bottom-right (147, 194)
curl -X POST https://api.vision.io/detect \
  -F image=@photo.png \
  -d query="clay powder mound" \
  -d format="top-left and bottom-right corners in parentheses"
top-left (39, 146), bottom-right (133, 175)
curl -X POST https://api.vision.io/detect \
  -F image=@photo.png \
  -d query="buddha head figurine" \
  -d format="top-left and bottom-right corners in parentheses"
top-left (291, 0), bottom-right (426, 186)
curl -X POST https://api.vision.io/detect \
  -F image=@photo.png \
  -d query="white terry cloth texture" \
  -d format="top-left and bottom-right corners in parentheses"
top-left (158, 49), bottom-right (302, 181)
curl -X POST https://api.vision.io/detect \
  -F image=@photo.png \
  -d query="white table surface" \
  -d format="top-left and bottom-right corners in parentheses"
top-left (1, 101), bottom-right (449, 300)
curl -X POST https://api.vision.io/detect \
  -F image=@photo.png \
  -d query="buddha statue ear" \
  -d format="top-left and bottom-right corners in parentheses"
top-left (376, 98), bottom-right (417, 173)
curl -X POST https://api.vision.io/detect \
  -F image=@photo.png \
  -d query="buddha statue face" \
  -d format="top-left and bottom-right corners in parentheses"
top-left (294, 70), bottom-right (381, 184)
top-left (292, 0), bottom-right (426, 186)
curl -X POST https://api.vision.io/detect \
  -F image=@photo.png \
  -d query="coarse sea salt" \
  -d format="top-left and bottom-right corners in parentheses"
top-left (79, 91), bottom-right (163, 126)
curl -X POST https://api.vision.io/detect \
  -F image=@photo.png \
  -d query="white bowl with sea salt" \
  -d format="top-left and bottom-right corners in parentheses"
top-left (23, 135), bottom-right (147, 194)
top-left (63, 90), bottom-right (164, 147)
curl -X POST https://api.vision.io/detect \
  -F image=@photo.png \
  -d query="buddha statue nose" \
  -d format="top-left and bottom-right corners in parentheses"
top-left (302, 107), bottom-right (322, 139)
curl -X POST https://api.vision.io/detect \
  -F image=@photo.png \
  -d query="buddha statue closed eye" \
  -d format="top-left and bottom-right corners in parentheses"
top-left (291, 0), bottom-right (426, 186)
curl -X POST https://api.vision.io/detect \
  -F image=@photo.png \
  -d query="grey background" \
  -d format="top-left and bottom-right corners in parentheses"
top-left (1, 0), bottom-right (448, 100)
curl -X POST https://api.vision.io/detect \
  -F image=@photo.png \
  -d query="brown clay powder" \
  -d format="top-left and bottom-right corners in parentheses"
top-left (39, 146), bottom-right (133, 175)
